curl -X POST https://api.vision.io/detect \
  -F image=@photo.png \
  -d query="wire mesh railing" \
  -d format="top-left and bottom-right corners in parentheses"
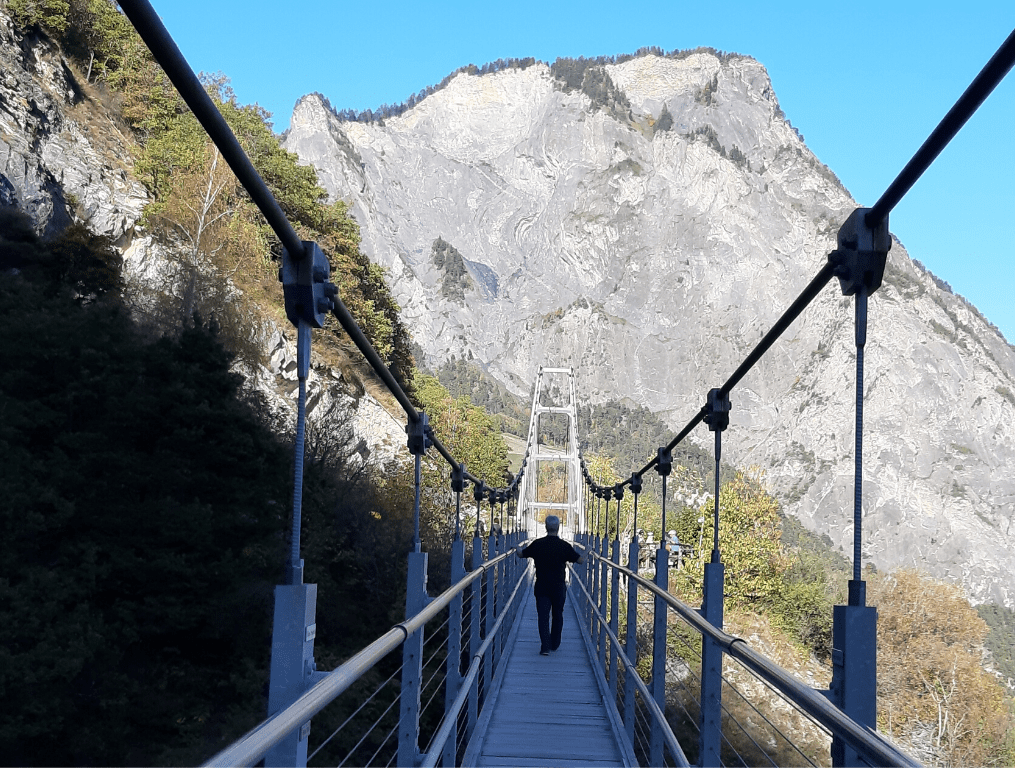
top-left (204, 543), bottom-right (528, 767)
top-left (571, 544), bottom-right (921, 767)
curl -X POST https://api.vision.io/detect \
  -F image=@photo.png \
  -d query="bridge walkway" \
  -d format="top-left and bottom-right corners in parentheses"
top-left (464, 573), bottom-right (629, 767)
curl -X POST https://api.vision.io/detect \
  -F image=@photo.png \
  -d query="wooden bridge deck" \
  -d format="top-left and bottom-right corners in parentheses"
top-left (464, 582), bottom-right (629, 767)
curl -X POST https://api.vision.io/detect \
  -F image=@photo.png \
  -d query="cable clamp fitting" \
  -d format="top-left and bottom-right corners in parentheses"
top-left (406, 411), bottom-right (432, 455)
top-left (628, 472), bottom-right (642, 496)
top-left (656, 447), bottom-right (672, 477)
top-left (280, 241), bottom-right (336, 329)
top-left (613, 484), bottom-right (625, 501)
top-left (451, 463), bottom-right (466, 494)
top-left (828, 208), bottom-right (892, 298)
top-left (704, 388), bottom-right (731, 433)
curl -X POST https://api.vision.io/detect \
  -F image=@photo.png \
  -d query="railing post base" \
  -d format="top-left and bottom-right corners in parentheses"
top-left (399, 551), bottom-right (429, 767)
top-left (265, 581), bottom-right (318, 768)
top-left (830, 585), bottom-right (877, 767)
top-left (699, 560), bottom-right (724, 768)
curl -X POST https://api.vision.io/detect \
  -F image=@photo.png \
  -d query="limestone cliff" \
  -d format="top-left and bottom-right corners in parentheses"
top-left (0, 12), bottom-right (407, 469)
top-left (284, 53), bottom-right (1014, 606)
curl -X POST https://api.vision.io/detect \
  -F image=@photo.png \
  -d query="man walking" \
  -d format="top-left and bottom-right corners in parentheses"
top-left (517, 515), bottom-right (584, 655)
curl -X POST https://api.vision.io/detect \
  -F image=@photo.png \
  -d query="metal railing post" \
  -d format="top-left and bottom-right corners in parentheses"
top-left (700, 390), bottom-right (730, 766)
top-left (443, 470), bottom-right (467, 767)
top-left (650, 449), bottom-right (672, 766)
top-left (399, 434), bottom-right (430, 768)
top-left (623, 474), bottom-right (641, 750)
top-left (265, 582), bottom-right (319, 767)
top-left (610, 487), bottom-right (623, 708)
top-left (828, 209), bottom-right (888, 767)
top-left (600, 491), bottom-right (610, 676)
top-left (398, 546), bottom-right (429, 767)
top-left (484, 519), bottom-right (498, 693)
top-left (623, 534), bottom-right (640, 751)
top-left (700, 561), bottom-right (724, 766)
top-left (469, 530), bottom-right (483, 739)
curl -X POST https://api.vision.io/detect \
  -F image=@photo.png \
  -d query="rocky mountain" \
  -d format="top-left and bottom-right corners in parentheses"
top-left (0, 14), bottom-right (146, 241)
top-left (283, 52), bottom-right (1014, 607)
top-left (0, 11), bottom-right (408, 470)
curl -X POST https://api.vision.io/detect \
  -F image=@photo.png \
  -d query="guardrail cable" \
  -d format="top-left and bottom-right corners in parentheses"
top-left (719, 672), bottom-right (818, 767)
top-left (307, 663), bottom-right (402, 760)
top-left (717, 691), bottom-right (780, 768)
top-left (335, 693), bottom-right (400, 768)
top-left (361, 721), bottom-right (399, 768)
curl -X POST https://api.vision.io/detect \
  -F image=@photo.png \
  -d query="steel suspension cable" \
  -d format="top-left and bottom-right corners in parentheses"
top-left (116, 3), bottom-right (522, 503)
top-left (866, 31), bottom-right (1014, 227)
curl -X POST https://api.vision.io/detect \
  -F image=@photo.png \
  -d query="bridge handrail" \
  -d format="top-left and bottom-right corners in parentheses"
top-left (584, 550), bottom-right (923, 768)
top-left (420, 565), bottom-right (531, 767)
top-left (204, 547), bottom-right (521, 767)
top-left (568, 565), bottom-right (690, 767)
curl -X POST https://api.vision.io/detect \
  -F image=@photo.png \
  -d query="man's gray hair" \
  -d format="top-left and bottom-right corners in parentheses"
top-left (545, 515), bottom-right (561, 534)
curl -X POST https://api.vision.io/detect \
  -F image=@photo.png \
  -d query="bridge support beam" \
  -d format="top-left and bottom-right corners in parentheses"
top-left (699, 560), bottom-right (725, 767)
top-left (649, 547), bottom-right (669, 766)
top-left (609, 536), bottom-right (621, 710)
top-left (265, 582), bottom-right (320, 767)
top-left (622, 539), bottom-right (640, 748)
top-left (829, 583), bottom-right (877, 767)
top-left (468, 535), bottom-right (483, 740)
top-left (443, 539), bottom-right (466, 767)
top-left (399, 551), bottom-right (429, 767)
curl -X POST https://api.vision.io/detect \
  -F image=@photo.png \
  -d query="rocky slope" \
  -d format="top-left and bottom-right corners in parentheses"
top-left (283, 52), bottom-right (1014, 606)
top-left (0, 12), bottom-right (407, 469)
top-left (0, 13), bottom-right (146, 240)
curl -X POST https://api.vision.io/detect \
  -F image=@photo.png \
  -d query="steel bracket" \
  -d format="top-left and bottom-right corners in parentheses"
top-left (828, 208), bottom-right (891, 297)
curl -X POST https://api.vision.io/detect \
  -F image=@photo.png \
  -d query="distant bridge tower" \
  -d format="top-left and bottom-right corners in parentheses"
top-left (518, 367), bottom-right (583, 538)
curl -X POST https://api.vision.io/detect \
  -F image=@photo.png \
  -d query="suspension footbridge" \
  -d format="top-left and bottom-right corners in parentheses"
top-left (111, 2), bottom-right (1013, 765)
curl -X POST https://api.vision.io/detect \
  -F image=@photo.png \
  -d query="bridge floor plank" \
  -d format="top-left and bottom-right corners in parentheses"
top-left (471, 594), bottom-right (626, 767)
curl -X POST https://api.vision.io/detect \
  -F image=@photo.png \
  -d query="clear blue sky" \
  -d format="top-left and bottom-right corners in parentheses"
top-left (151, 0), bottom-right (1015, 344)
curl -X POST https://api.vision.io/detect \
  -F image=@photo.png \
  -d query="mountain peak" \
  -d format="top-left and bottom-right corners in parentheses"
top-left (284, 54), bottom-right (1014, 607)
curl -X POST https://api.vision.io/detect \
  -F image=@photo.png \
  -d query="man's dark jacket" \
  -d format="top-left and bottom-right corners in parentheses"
top-left (520, 535), bottom-right (580, 594)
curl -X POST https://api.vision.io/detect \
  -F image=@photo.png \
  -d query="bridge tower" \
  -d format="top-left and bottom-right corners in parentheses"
top-left (518, 367), bottom-right (583, 538)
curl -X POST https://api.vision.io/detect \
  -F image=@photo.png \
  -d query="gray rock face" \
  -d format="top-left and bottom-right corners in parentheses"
top-left (0, 9), bottom-right (407, 475)
top-left (284, 53), bottom-right (1014, 606)
top-left (0, 13), bottom-right (147, 239)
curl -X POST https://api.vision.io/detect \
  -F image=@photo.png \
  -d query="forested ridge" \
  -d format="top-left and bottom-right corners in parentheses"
top-left (2, 3), bottom-right (1013, 766)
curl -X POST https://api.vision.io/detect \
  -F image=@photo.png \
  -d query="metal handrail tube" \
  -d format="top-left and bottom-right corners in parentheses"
top-left (420, 568), bottom-right (530, 767)
top-left (568, 567), bottom-right (690, 767)
top-left (205, 548), bottom-right (520, 767)
top-left (866, 30), bottom-right (1014, 227)
top-left (584, 552), bottom-right (922, 768)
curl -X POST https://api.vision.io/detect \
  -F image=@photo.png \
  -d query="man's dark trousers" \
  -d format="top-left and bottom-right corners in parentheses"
top-left (535, 582), bottom-right (567, 652)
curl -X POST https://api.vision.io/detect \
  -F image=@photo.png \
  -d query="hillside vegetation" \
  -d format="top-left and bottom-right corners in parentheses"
top-left (2, 4), bottom-right (513, 764)
top-left (3, 4), bottom-right (1013, 767)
